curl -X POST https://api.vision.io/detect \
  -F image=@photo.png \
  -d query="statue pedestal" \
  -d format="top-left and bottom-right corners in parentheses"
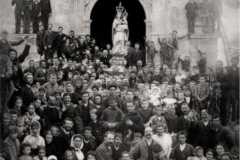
top-left (104, 52), bottom-right (127, 76)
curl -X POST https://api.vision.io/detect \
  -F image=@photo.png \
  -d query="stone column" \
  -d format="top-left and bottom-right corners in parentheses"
top-left (145, 20), bottom-right (152, 39)
top-left (70, 0), bottom-right (85, 35)
top-left (84, 20), bottom-right (92, 35)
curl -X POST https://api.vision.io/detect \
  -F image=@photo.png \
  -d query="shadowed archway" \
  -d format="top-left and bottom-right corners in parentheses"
top-left (90, 0), bottom-right (146, 48)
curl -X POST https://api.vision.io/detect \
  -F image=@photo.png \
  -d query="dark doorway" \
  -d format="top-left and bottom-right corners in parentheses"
top-left (90, 0), bottom-right (146, 49)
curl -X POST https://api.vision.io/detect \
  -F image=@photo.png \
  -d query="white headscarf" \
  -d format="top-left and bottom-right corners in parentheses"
top-left (70, 134), bottom-right (84, 160)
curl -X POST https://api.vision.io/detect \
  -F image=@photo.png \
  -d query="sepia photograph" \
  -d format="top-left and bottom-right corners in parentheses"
top-left (0, 0), bottom-right (239, 160)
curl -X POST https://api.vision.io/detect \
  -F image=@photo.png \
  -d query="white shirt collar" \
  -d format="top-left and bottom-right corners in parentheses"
top-left (203, 121), bottom-right (209, 126)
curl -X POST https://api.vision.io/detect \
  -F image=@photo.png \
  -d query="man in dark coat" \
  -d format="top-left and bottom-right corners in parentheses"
top-left (59, 118), bottom-right (74, 147)
top-left (24, 60), bottom-right (36, 76)
top-left (212, 114), bottom-right (234, 151)
top-left (40, 0), bottom-right (52, 30)
top-left (185, 0), bottom-right (198, 34)
top-left (32, 0), bottom-right (41, 33)
top-left (215, 60), bottom-right (229, 125)
top-left (12, 0), bottom-right (24, 34)
top-left (55, 26), bottom-right (67, 58)
top-left (149, 67), bottom-right (163, 84)
top-left (43, 24), bottom-right (54, 61)
top-left (225, 57), bottom-right (239, 121)
top-left (43, 96), bottom-right (61, 128)
top-left (82, 127), bottom-right (97, 153)
top-left (111, 133), bottom-right (127, 160)
top-left (100, 50), bottom-right (111, 68)
top-left (19, 72), bottom-right (35, 106)
top-left (122, 101), bottom-right (144, 137)
top-left (191, 110), bottom-right (215, 151)
top-left (196, 47), bottom-right (207, 74)
top-left (75, 91), bottom-right (95, 126)
top-left (34, 60), bottom-right (48, 85)
top-left (62, 59), bottom-right (75, 81)
top-left (131, 43), bottom-right (143, 66)
top-left (124, 41), bottom-right (135, 68)
top-left (23, 0), bottom-right (33, 34)
top-left (36, 25), bottom-right (45, 56)
top-left (177, 103), bottom-right (200, 144)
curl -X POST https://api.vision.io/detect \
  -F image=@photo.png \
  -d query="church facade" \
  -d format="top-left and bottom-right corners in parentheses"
top-left (0, 0), bottom-right (222, 66)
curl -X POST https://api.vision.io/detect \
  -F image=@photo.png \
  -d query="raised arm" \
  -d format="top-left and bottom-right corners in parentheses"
top-left (18, 44), bottom-right (31, 63)
top-left (178, 34), bottom-right (188, 40)
top-left (11, 35), bottom-right (29, 46)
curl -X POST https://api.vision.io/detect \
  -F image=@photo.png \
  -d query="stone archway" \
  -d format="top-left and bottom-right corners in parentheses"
top-left (84, 0), bottom-right (152, 38)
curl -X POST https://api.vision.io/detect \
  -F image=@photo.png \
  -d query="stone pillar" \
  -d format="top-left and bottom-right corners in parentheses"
top-left (85, 20), bottom-right (92, 35)
top-left (145, 20), bottom-right (152, 39)
top-left (69, 0), bottom-right (85, 35)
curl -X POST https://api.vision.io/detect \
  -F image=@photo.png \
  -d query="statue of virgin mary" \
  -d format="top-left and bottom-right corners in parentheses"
top-left (112, 3), bottom-right (129, 53)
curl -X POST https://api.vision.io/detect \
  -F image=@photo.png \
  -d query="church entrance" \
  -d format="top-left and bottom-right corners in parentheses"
top-left (90, 0), bottom-right (146, 49)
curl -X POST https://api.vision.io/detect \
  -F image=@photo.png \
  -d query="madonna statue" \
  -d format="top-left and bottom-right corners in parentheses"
top-left (112, 3), bottom-right (129, 54)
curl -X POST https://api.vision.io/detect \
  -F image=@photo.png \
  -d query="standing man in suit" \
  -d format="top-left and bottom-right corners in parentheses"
top-left (36, 25), bottom-right (45, 57)
top-left (12, 0), bottom-right (24, 34)
top-left (185, 0), bottom-right (198, 34)
top-left (23, 0), bottom-right (33, 34)
top-left (124, 41), bottom-right (134, 68)
top-left (55, 26), bottom-right (67, 58)
top-left (43, 24), bottom-right (54, 61)
top-left (34, 60), bottom-right (48, 85)
top-left (225, 56), bottom-right (239, 121)
top-left (40, 0), bottom-right (52, 30)
top-left (32, 0), bottom-right (41, 34)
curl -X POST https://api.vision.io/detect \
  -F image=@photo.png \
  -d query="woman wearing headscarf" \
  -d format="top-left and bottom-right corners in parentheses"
top-left (68, 134), bottom-right (86, 160)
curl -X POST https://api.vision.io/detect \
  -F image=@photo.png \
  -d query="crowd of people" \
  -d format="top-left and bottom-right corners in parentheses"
top-left (0, 0), bottom-right (239, 159)
top-left (0, 24), bottom-right (239, 160)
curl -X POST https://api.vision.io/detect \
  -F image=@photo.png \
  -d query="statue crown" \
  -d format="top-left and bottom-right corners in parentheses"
top-left (116, 2), bottom-right (124, 14)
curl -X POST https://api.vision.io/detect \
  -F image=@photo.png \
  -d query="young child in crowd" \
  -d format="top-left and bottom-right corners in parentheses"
top-left (23, 104), bottom-right (41, 126)
top-left (44, 130), bottom-right (59, 158)
top-left (175, 91), bottom-right (186, 117)
top-left (195, 75), bottom-right (210, 113)
top-left (10, 109), bottom-right (19, 125)
top-left (138, 99), bottom-right (155, 126)
top-left (19, 143), bottom-right (33, 160)
top-left (17, 117), bottom-right (28, 142)
top-left (23, 121), bottom-right (45, 155)
top-left (146, 106), bottom-right (168, 133)
top-left (162, 89), bottom-right (177, 107)
top-left (188, 146), bottom-right (207, 160)
top-left (33, 146), bottom-right (48, 160)
top-left (88, 111), bottom-right (103, 146)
